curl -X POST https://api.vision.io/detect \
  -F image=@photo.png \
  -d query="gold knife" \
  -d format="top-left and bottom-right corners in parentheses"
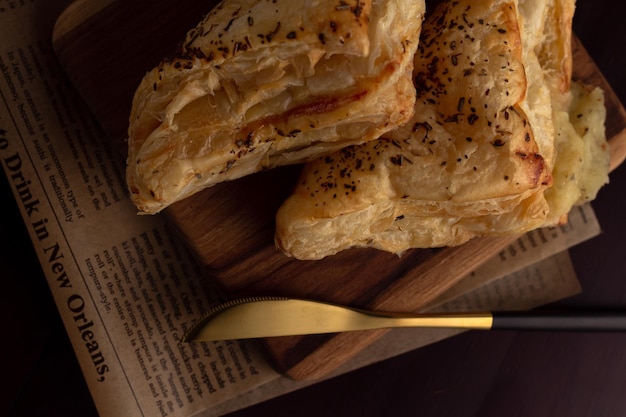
top-left (182, 297), bottom-right (626, 342)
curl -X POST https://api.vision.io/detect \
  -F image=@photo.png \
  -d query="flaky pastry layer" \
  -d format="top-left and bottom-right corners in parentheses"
top-left (275, 0), bottom-right (609, 260)
top-left (127, 0), bottom-right (426, 214)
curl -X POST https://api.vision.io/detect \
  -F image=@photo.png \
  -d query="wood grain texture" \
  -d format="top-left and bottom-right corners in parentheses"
top-left (52, 0), bottom-right (626, 380)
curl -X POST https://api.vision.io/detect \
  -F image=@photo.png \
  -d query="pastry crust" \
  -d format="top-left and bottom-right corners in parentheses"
top-left (276, 0), bottom-right (608, 260)
top-left (126, 0), bottom-right (426, 214)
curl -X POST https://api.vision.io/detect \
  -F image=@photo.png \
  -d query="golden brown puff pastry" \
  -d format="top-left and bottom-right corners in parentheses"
top-left (275, 0), bottom-right (572, 260)
top-left (518, 0), bottom-right (609, 226)
top-left (516, 0), bottom-right (574, 181)
top-left (126, 0), bottom-right (426, 214)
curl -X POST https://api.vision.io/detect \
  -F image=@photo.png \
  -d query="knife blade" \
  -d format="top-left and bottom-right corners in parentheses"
top-left (181, 297), bottom-right (626, 342)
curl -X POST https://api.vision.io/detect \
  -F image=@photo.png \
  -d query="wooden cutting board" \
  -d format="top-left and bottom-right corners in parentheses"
top-left (52, 0), bottom-right (626, 380)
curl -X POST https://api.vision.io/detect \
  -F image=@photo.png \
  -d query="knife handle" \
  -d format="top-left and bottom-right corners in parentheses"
top-left (491, 311), bottom-right (626, 332)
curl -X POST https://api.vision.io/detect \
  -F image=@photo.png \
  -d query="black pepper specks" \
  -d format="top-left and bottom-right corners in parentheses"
top-left (390, 155), bottom-right (404, 166)
top-left (457, 97), bottom-right (465, 112)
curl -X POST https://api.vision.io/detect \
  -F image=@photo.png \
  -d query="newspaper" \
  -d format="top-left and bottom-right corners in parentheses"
top-left (0, 2), bottom-right (602, 417)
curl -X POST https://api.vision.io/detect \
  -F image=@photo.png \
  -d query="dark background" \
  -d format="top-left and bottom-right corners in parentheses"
top-left (3, 1), bottom-right (626, 416)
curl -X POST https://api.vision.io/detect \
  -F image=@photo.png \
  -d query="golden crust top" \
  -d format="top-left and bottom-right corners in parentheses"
top-left (126, 0), bottom-right (426, 214)
top-left (275, 0), bottom-right (588, 260)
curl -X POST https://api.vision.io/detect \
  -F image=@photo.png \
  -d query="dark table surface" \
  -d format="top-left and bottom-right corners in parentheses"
top-left (3, 2), bottom-right (626, 417)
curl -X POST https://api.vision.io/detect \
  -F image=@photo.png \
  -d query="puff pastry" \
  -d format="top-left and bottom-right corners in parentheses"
top-left (275, 0), bottom-right (609, 260)
top-left (126, 0), bottom-right (426, 214)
